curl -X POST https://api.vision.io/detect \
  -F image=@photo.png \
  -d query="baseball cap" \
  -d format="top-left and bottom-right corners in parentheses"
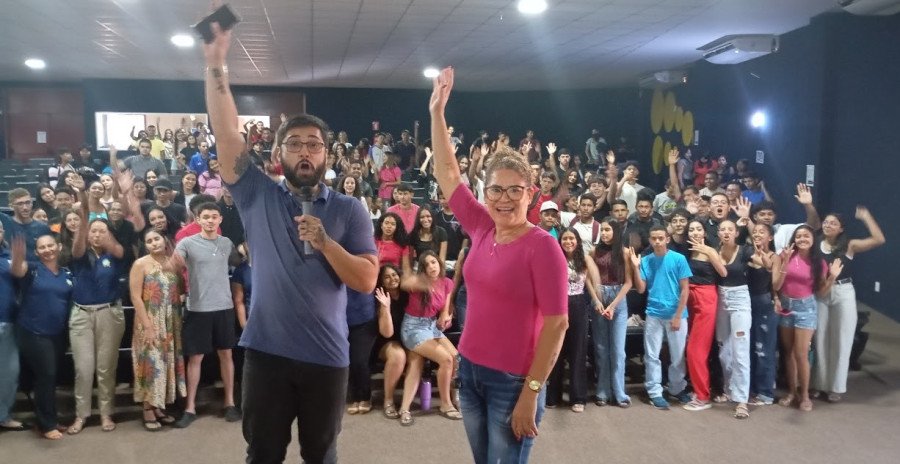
top-left (153, 178), bottom-right (174, 191)
top-left (540, 201), bottom-right (559, 212)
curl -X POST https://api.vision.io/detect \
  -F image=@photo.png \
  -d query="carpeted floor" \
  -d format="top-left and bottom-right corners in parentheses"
top-left (3, 303), bottom-right (898, 463)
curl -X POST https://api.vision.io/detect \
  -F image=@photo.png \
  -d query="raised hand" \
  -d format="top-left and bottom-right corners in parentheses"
top-left (625, 246), bottom-right (641, 269)
top-left (11, 235), bottom-right (26, 262)
top-left (855, 205), bottom-right (871, 221)
top-left (605, 163), bottom-right (618, 180)
top-left (606, 150), bottom-right (615, 165)
top-left (202, 8), bottom-right (232, 66)
top-left (780, 242), bottom-right (795, 259)
top-left (732, 196), bottom-right (751, 219)
top-left (428, 67), bottom-right (455, 115)
top-left (521, 141), bottom-right (532, 155)
top-left (667, 148), bottom-right (678, 166)
top-left (480, 143), bottom-right (489, 159)
top-left (688, 237), bottom-right (713, 255)
top-left (795, 183), bottom-right (813, 205)
top-left (547, 143), bottom-right (557, 156)
top-left (116, 170), bottom-right (135, 195)
top-left (829, 258), bottom-right (844, 279)
top-left (374, 287), bottom-right (391, 308)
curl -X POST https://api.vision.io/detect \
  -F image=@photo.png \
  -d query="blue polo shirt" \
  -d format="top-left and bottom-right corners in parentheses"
top-left (70, 251), bottom-right (122, 305)
top-left (0, 251), bottom-right (16, 323)
top-left (346, 288), bottom-right (375, 327)
top-left (640, 250), bottom-right (692, 320)
top-left (0, 215), bottom-right (51, 261)
top-left (189, 152), bottom-right (216, 175)
top-left (17, 262), bottom-right (74, 336)
top-left (227, 165), bottom-right (376, 367)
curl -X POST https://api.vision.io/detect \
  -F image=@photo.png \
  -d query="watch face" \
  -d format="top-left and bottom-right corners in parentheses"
top-left (529, 380), bottom-right (541, 391)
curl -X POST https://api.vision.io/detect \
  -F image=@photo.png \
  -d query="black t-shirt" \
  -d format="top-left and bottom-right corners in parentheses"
top-left (719, 245), bottom-right (753, 287)
top-left (689, 258), bottom-right (718, 285)
top-left (394, 141), bottom-right (417, 170)
top-left (411, 226), bottom-right (448, 260)
top-left (433, 209), bottom-right (465, 259)
top-left (747, 264), bottom-right (772, 296)
top-left (141, 201), bottom-right (187, 238)
top-left (219, 201), bottom-right (245, 247)
top-left (73, 159), bottom-right (104, 185)
top-left (379, 291), bottom-right (410, 344)
top-left (109, 219), bottom-right (138, 270)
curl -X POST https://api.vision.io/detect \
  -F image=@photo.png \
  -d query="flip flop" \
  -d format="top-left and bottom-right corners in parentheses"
top-left (399, 410), bottom-right (414, 426)
top-left (383, 403), bottom-right (399, 419)
top-left (66, 417), bottom-right (85, 435)
top-left (733, 404), bottom-right (750, 419)
top-left (438, 408), bottom-right (463, 420)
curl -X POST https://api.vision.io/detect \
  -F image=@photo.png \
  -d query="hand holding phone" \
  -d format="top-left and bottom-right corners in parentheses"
top-left (193, 4), bottom-right (241, 44)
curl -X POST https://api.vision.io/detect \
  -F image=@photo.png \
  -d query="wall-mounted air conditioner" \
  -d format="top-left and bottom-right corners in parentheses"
top-left (838, 0), bottom-right (900, 15)
top-left (697, 35), bottom-right (779, 65)
top-left (638, 70), bottom-right (687, 89)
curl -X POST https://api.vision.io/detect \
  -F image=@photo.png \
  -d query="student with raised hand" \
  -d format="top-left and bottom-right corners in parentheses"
top-left (372, 264), bottom-right (411, 420)
top-left (773, 225), bottom-right (842, 412)
top-left (629, 225), bottom-right (693, 411)
top-left (203, 10), bottom-right (378, 462)
top-left (813, 206), bottom-right (885, 402)
top-left (66, 199), bottom-right (126, 435)
top-left (429, 67), bottom-right (568, 463)
top-left (13, 234), bottom-right (74, 440)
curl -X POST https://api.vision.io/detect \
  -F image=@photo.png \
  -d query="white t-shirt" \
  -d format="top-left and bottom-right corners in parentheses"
top-left (571, 219), bottom-right (600, 255)
top-left (618, 182), bottom-right (644, 215)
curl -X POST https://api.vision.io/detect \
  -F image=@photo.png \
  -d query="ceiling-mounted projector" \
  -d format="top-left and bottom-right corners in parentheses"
top-left (638, 70), bottom-right (687, 89)
top-left (838, 0), bottom-right (900, 15)
top-left (698, 35), bottom-right (779, 65)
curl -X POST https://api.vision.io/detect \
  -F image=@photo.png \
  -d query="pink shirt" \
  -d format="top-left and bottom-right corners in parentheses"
top-left (405, 277), bottom-right (454, 318)
top-left (199, 172), bottom-right (224, 199)
top-left (387, 203), bottom-right (420, 233)
top-left (378, 166), bottom-right (402, 200)
top-left (375, 239), bottom-right (410, 268)
top-left (449, 184), bottom-right (568, 376)
top-left (782, 253), bottom-right (826, 298)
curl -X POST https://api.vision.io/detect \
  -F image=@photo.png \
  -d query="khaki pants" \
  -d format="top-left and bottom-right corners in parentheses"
top-left (69, 302), bottom-right (126, 418)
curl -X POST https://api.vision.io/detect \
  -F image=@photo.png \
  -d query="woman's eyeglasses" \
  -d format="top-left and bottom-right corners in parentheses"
top-left (485, 185), bottom-right (527, 201)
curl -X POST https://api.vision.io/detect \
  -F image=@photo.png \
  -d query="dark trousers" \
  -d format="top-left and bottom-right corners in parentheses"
top-left (547, 294), bottom-right (590, 405)
top-left (16, 327), bottom-right (65, 433)
top-left (347, 319), bottom-right (378, 402)
top-left (242, 349), bottom-right (348, 464)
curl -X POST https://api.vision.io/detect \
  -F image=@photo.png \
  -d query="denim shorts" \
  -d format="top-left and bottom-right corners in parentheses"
top-left (401, 314), bottom-right (445, 350)
top-left (779, 295), bottom-right (818, 330)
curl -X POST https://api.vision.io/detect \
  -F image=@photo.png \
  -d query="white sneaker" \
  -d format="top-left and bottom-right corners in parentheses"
top-left (683, 399), bottom-right (712, 411)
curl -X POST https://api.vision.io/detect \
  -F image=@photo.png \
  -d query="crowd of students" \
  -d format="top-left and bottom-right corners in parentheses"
top-left (0, 116), bottom-right (886, 441)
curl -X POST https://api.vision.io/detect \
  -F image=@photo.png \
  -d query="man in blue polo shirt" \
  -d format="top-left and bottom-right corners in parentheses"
top-left (1, 189), bottom-right (51, 261)
top-left (203, 19), bottom-right (378, 464)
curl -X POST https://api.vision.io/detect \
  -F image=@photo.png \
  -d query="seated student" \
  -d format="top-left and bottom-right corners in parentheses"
top-left (375, 212), bottom-right (412, 273)
top-left (409, 207), bottom-right (448, 263)
top-left (387, 185), bottom-right (420, 234)
top-left (629, 226), bottom-right (693, 410)
top-left (373, 265), bottom-right (411, 420)
top-left (741, 171), bottom-right (772, 205)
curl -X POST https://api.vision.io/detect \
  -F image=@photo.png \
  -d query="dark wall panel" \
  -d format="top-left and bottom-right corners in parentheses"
top-left (3, 86), bottom-right (84, 159)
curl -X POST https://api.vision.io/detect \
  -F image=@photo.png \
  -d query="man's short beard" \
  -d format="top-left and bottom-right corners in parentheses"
top-left (284, 161), bottom-right (326, 189)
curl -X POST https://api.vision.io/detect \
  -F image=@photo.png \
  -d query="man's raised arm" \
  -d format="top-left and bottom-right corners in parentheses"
top-left (204, 21), bottom-right (251, 184)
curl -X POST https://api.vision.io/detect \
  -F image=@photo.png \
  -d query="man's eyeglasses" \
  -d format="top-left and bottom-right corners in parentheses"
top-left (283, 139), bottom-right (325, 154)
top-left (11, 200), bottom-right (32, 207)
top-left (485, 185), bottom-right (527, 201)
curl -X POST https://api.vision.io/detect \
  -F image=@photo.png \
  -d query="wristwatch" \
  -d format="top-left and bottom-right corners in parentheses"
top-left (525, 376), bottom-right (544, 393)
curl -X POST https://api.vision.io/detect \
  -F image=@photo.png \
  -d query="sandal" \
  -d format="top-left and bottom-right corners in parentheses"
top-left (399, 410), bottom-right (414, 426)
top-left (43, 429), bottom-right (64, 440)
top-left (383, 403), bottom-right (400, 419)
top-left (571, 404), bottom-right (585, 413)
top-left (100, 415), bottom-right (116, 432)
top-left (143, 407), bottom-right (163, 431)
top-left (438, 407), bottom-right (463, 420)
top-left (778, 394), bottom-right (797, 407)
top-left (799, 399), bottom-right (813, 412)
top-left (827, 393), bottom-right (842, 403)
top-left (712, 394), bottom-right (730, 403)
top-left (66, 417), bottom-right (86, 435)
top-left (154, 408), bottom-right (176, 425)
top-left (733, 404), bottom-right (750, 420)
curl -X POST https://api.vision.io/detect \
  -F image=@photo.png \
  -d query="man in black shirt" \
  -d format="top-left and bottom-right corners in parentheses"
top-left (394, 130), bottom-right (417, 170)
top-left (73, 144), bottom-right (105, 185)
top-left (433, 189), bottom-right (466, 262)
top-left (142, 178), bottom-right (187, 237)
top-left (218, 186), bottom-right (245, 248)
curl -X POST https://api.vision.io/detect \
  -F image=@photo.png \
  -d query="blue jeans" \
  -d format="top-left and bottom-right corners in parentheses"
top-left (750, 294), bottom-right (778, 401)
top-left (459, 356), bottom-right (546, 464)
top-left (716, 285), bottom-right (752, 403)
top-left (591, 285), bottom-right (630, 403)
top-left (644, 315), bottom-right (688, 398)
top-left (456, 285), bottom-right (468, 332)
top-left (0, 322), bottom-right (19, 423)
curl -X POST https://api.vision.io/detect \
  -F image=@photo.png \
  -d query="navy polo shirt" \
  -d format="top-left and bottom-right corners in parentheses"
top-left (230, 262), bottom-right (252, 314)
top-left (0, 251), bottom-right (16, 323)
top-left (17, 262), bottom-right (74, 336)
top-left (0, 215), bottom-right (51, 261)
top-left (71, 251), bottom-right (122, 305)
top-left (227, 165), bottom-right (376, 367)
top-left (346, 288), bottom-right (375, 327)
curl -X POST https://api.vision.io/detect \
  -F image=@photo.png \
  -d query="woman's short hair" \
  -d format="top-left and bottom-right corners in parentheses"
top-left (484, 146), bottom-right (531, 185)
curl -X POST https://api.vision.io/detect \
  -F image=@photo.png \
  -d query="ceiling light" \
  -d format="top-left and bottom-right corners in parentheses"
top-left (423, 67), bottom-right (440, 78)
top-left (171, 34), bottom-right (195, 48)
top-left (517, 0), bottom-right (548, 15)
top-left (24, 58), bottom-right (46, 70)
top-left (750, 111), bottom-right (766, 129)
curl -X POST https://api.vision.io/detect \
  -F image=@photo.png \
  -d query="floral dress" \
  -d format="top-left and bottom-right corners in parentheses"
top-left (132, 266), bottom-right (186, 408)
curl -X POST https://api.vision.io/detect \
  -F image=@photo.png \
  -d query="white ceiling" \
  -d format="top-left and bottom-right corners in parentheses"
top-left (0, 0), bottom-right (840, 91)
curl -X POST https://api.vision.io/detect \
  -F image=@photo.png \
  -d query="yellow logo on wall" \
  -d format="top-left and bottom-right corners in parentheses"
top-left (650, 88), bottom-right (693, 174)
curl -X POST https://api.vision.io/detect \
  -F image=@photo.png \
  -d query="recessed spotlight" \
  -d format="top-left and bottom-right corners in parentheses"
top-left (517, 0), bottom-right (548, 15)
top-left (171, 34), bottom-right (195, 48)
top-left (423, 67), bottom-right (440, 78)
top-left (24, 58), bottom-right (46, 70)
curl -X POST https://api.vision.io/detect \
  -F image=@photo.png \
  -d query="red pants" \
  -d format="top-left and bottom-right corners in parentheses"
top-left (687, 284), bottom-right (718, 401)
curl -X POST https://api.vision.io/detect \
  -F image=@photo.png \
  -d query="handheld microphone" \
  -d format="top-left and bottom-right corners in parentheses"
top-left (300, 186), bottom-right (314, 255)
